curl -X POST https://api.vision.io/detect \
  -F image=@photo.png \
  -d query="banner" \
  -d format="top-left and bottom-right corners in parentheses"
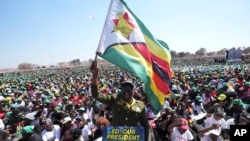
top-left (102, 126), bottom-right (144, 141)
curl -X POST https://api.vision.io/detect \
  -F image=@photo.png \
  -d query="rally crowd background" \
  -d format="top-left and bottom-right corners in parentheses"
top-left (0, 58), bottom-right (250, 141)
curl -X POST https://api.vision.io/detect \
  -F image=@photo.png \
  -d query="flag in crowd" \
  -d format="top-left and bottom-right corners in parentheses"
top-left (96, 0), bottom-right (173, 114)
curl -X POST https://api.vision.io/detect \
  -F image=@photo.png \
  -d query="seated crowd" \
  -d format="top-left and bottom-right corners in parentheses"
top-left (0, 63), bottom-right (249, 141)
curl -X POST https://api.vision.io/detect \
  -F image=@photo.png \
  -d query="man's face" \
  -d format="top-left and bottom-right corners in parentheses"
top-left (64, 121), bottom-right (72, 128)
top-left (214, 113), bottom-right (223, 121)
top-left (45, 123), bottom-right (53, 131)
top-left (63, 99), bottom-right (68, 103)
top-left (121, 85), bottom-right (133, 102)
top-left (25, 100), bottom-right (30, 104)
top-left (63, 130), bottom-right (72, 140)
top-left (237, 105), bottom-right (243, 111)
top-left (75, 119), bottom-right (84, 128)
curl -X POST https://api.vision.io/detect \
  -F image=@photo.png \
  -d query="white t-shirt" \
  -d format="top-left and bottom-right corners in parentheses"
top-left (226, 118), bottom-right (235, 130)
top-left (81, 125), bottom-right (90, 141)
top-left (0, 119), bottom-right (5, 130)
top-left (95, 137), bottom-right (102, 141)
top-left (191, 102), bottom-right (205, 114)
top-left (87, 121), bottom-right (94, 135)
top-left (86, 107), bottom-right (93, 121)
top-left (204, 116), bottom-right (227, 133)
top-left (170, 127), bottom-right (194, 141)
top-left (163, 100), bottom-right (170, 109)
top-left (41, 124), bottom-right (61, 141)
top-left (200, 134), bottom-right (224, 141)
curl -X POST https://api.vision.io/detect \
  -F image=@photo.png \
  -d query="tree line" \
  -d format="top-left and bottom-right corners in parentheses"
top-left (16, 46), bottom-right (250, 71)
top-left (171, 46), bottom-right (250, 58)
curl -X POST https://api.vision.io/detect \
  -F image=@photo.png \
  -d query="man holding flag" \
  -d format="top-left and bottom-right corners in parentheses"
top-left (90, 61), bottom-right (151, 141)
top-left (89, 0), bottom-right (173, 140)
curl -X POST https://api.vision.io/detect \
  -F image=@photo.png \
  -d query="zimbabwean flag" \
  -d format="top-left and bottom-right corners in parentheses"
top-left (96, 0), bottom-right (173, 114)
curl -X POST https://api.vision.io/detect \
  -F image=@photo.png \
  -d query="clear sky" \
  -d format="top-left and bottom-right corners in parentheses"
top-left (1, 0), bottom-right (250, 69)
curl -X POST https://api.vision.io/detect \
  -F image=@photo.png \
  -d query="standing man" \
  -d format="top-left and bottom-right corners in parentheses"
top-left (90, 61), bottom-right (151, 141)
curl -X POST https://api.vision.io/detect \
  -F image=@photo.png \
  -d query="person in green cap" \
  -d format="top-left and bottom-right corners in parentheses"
top-left (52, 95), bottom-right (73, 126)
top-left (225, 98), bottom-right (244, 118)
top-left (90, 61), bottom-right (151, 141)
top-left (191, 95), bottom-right (206, 115)
top-left (39, 98), bottom-right (51, 119)
top-left (17, 125), bottom-right (43, 141)
top-left (54, 96), bottom-right (68, 114)
top-left (15, 97), bottom-right (25, 107)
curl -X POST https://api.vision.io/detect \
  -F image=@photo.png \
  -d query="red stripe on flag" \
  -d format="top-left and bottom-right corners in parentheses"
top-left (132, 43), bottom-right (171, 94)
top-left (132, 43), bottom-right (172, 78)
top-left (152, 71), bottom-right (170, 94)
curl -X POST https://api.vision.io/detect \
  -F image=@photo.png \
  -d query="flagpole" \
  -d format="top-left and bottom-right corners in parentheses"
top-left (94, 53), bottom-right (98, 62)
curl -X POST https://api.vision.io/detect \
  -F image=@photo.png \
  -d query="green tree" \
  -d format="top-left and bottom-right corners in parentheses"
top-left (195, 47), bottom-right (206, 56)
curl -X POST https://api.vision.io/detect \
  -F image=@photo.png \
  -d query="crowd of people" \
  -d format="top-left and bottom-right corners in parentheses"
top-left (0, 61), bottom-right (249, 141)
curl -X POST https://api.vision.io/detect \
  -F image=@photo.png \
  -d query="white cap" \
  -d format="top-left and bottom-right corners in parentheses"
top-left (172, 85), bottom-right (177, 91)
top-left (25, 111), bottom-right (38, 120)
top-left (62, 117), bottom-right (72, 124)
top-left (227, 86), bottom-right (235, 92)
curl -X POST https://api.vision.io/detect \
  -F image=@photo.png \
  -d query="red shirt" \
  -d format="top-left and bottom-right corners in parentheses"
top-left (210, 90), bottom-right (217, 97)
top-left (51, 98), bottom-right (62, 108)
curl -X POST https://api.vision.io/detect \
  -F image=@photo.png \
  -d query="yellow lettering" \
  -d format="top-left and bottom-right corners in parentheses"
top-left (111, 128), bottom-right (120, 134)
top-left (129, 135), bottom-right (140, 140)
top-left (106, 134), bottom-right (141, 141)
top-left (123, 135), bottom-right (128, 140)
top-left (122, 129), bottom-right (136, 134)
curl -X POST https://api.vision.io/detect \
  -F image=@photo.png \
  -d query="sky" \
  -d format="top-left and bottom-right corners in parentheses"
top-left (0, 0), bottom-right (250, 69)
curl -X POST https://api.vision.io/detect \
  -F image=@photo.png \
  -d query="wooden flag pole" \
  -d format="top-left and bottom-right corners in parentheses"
top-left (94, 53), bottom-right (98, 62)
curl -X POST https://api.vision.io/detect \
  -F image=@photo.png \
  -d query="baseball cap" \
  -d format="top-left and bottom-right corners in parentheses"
top-left (217, 94), bottom-right (226, 101)
top-left (78, 107), bottom-right (85, 111)
top-left (62, 117), bottom-right (72, 124)
top-left (21, 125), bottom-right (34, 134)
top-left (24, 111), bottom-right (38, 120)
top-left (178, 118), bottom-right (188, 130)
top-left (233, 99), bottom-right (243, 105)
top-left (227, 86), bottom-right (235, 92)
top-left (75, 116), bottom-right (85, 121)
top-left (214, 107), bottom-right (224, 116)
top-left (121, 81), bottom-right (134, 89)
top-left (63, 96), bottom-right (68, 100)
top-left (15, 97), bottom-right (22, 102)
top-left (44, 99), bottom-right (50, 104)
top-left (195, 96), bottom-right (203, 102)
